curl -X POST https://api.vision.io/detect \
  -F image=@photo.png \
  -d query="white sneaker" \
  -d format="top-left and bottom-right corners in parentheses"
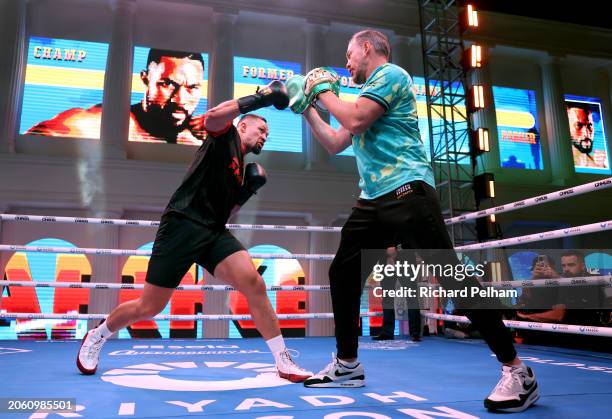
top-left (76, 329), bottom-right (106, 375)
top-left (484, 364), bottom-right (539, 412)
top-left (303, 354), bottom-right (365, 388)
top-left (276, 349), bottom-right (313, 383)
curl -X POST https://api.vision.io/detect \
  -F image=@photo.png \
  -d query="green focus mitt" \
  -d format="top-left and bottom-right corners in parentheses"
top-left (287, 74), bottom-right (310, 114)
top-left (304, 67), bottom-right (340, 104)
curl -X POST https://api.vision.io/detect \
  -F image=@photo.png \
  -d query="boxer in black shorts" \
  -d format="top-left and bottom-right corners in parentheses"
top-left (77, 80), bottom-right (312, 383)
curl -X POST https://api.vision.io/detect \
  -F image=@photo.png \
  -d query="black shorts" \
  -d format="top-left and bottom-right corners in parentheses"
top-left (145, 212), bottom-right (245, 289)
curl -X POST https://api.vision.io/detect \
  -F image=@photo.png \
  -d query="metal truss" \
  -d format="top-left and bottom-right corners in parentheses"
top-left (417, 0), bottom-right (476, 245)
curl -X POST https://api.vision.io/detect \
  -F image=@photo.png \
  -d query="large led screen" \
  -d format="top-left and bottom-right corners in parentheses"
top-left (493, 86), bottom-right (543, 170)
top-left (565, 94), bottom-right (610, 174)
top-left (19, 37), bottom-right (109, 139)
top-left (129, 47), bottom-right (209, 145)
top-left (234, 57), bottom-right (302, 152)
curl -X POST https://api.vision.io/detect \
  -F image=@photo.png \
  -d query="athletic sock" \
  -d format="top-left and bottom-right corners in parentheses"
top-left (266, 335), bottom-right (286, 361)
top-left (338, 358), bottom-right (359, 368)
top-left (93, 321), bottom-right (113, 339)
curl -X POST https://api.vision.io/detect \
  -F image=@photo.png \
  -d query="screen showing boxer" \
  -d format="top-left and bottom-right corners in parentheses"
top-left (19, 36), bottom-right (109, 139)
top-left (493, 86), bottom-right (543, 170)
top-left (233, 56), bottom-right (301, 152)
top-left (128, 47), bottom-right (209, 145)
top-left (565, 95), bottom-right (610, 174)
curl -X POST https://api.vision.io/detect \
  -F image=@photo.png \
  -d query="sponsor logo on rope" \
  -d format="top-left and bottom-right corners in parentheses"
top-left (513, 201), bottom-right (525, 208)
top-left (559, 189), bottom-right (575, 196)
top-left (534, 196), bottom-right (548, 203)
top-left (495, 206), bottom-right (505, 212)
top-left (594, 179), bottom-right (611, 188)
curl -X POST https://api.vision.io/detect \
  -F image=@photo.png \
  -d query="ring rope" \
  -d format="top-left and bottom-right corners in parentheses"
top-left (0, 213), bottom-right (341, 233)
top-left (0, 311), bottom-right (379, 321)
top-left (1, 220), bottom-right (610, 257)
top-left (445, 178), bottom-right (611, 225)
top-left (2, 311), bottom-right (609, 338)
top-left (0, 281), bottom-right (330, 291)
top-left (1, 275), bottom-right (609, 291)
top-left (0, 245), bottom-right (334, 260)
top-left (1, 178), bottom-right (609, 232)
top-left (456, 220), bottom-right (612, 250)
top-left (421, 312), bottom-right (612, 338)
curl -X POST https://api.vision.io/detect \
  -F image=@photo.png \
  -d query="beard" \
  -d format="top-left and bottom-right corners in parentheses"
top-left (252, 142), bottom-right (263, 155)
top-left (351, 63), bottom-right (367, 85)
top-left (572, 137), bottom-right (593, 154)
top-left (144, 99), bottom-right (192, 141)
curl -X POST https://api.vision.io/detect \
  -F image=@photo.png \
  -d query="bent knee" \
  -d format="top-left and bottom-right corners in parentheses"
top-left (241, 274), bottom-right (266, 296)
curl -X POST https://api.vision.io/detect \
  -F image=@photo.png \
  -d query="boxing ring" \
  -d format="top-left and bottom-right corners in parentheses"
top-left (1, 178), bottom-right (611, 418)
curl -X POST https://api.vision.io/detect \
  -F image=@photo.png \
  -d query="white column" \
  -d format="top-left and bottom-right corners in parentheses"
top-left (208, 10), bottom-right (237, 107)
top-left (87, 210), bottom-right (122, 333)
top-left (469, 60), bottom-right (501, 174)
top-left (0, 0), bottom-right (27, 153)
top-left (540, 56), bottom-right (574, 183)
top-left (304, 20), bottom-right (332, 170)
top-left (100, 0), bottom-right (136, 159)
top-left (305, 214), bottom-right (338, 336)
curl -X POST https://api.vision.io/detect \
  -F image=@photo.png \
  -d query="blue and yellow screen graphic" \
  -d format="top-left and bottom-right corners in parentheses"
top-left (493, 86), bottom-right (543, 170)
top-left (129, 48), bottom-right (209, 145)
top-left (564, 95), bottom-right (610, 175)
top-left (234, 57), bottom-right (302, 152)
top-left (19, 37), bottom-right (109, 139)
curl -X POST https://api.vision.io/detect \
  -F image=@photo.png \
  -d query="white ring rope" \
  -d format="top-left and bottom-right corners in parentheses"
top-left (456, 220), bottom-right (612, 250)
top-left (445, 178), bottom-right (612, 225)
top-left (422, 312), bottom-right (612, 338)
top-left (1, 178), bottom-right (609, 231)
top-left (2, 275), bottom-right (609, 291)
top-left (1, 219), bottom-right (610, 257)
top-left (0, 245), bottom-right (334, 260)
top-left (0, 281), bottom-right (331, 291)
top-left (0, 312), bottom-right (380, 321)
top-left (2, 311), bottom-right (609, 338)
top-left (0, 214), bottom-right (342, 233)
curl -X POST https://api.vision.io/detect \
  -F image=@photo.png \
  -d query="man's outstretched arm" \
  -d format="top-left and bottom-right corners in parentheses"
top-left (190, 80), bottom-right (289, 135)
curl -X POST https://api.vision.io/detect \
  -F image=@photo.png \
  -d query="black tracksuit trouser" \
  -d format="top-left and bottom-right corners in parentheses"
top-left (329, 180), bottom-right (517, 363)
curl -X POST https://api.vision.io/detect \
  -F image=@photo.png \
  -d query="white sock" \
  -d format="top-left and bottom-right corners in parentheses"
top-left (93, 321), bottom-right (113, 339)
top-left (266, 335), bottom-right (286, 360)
top-left (338, 358), bottom-right (359, 368)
